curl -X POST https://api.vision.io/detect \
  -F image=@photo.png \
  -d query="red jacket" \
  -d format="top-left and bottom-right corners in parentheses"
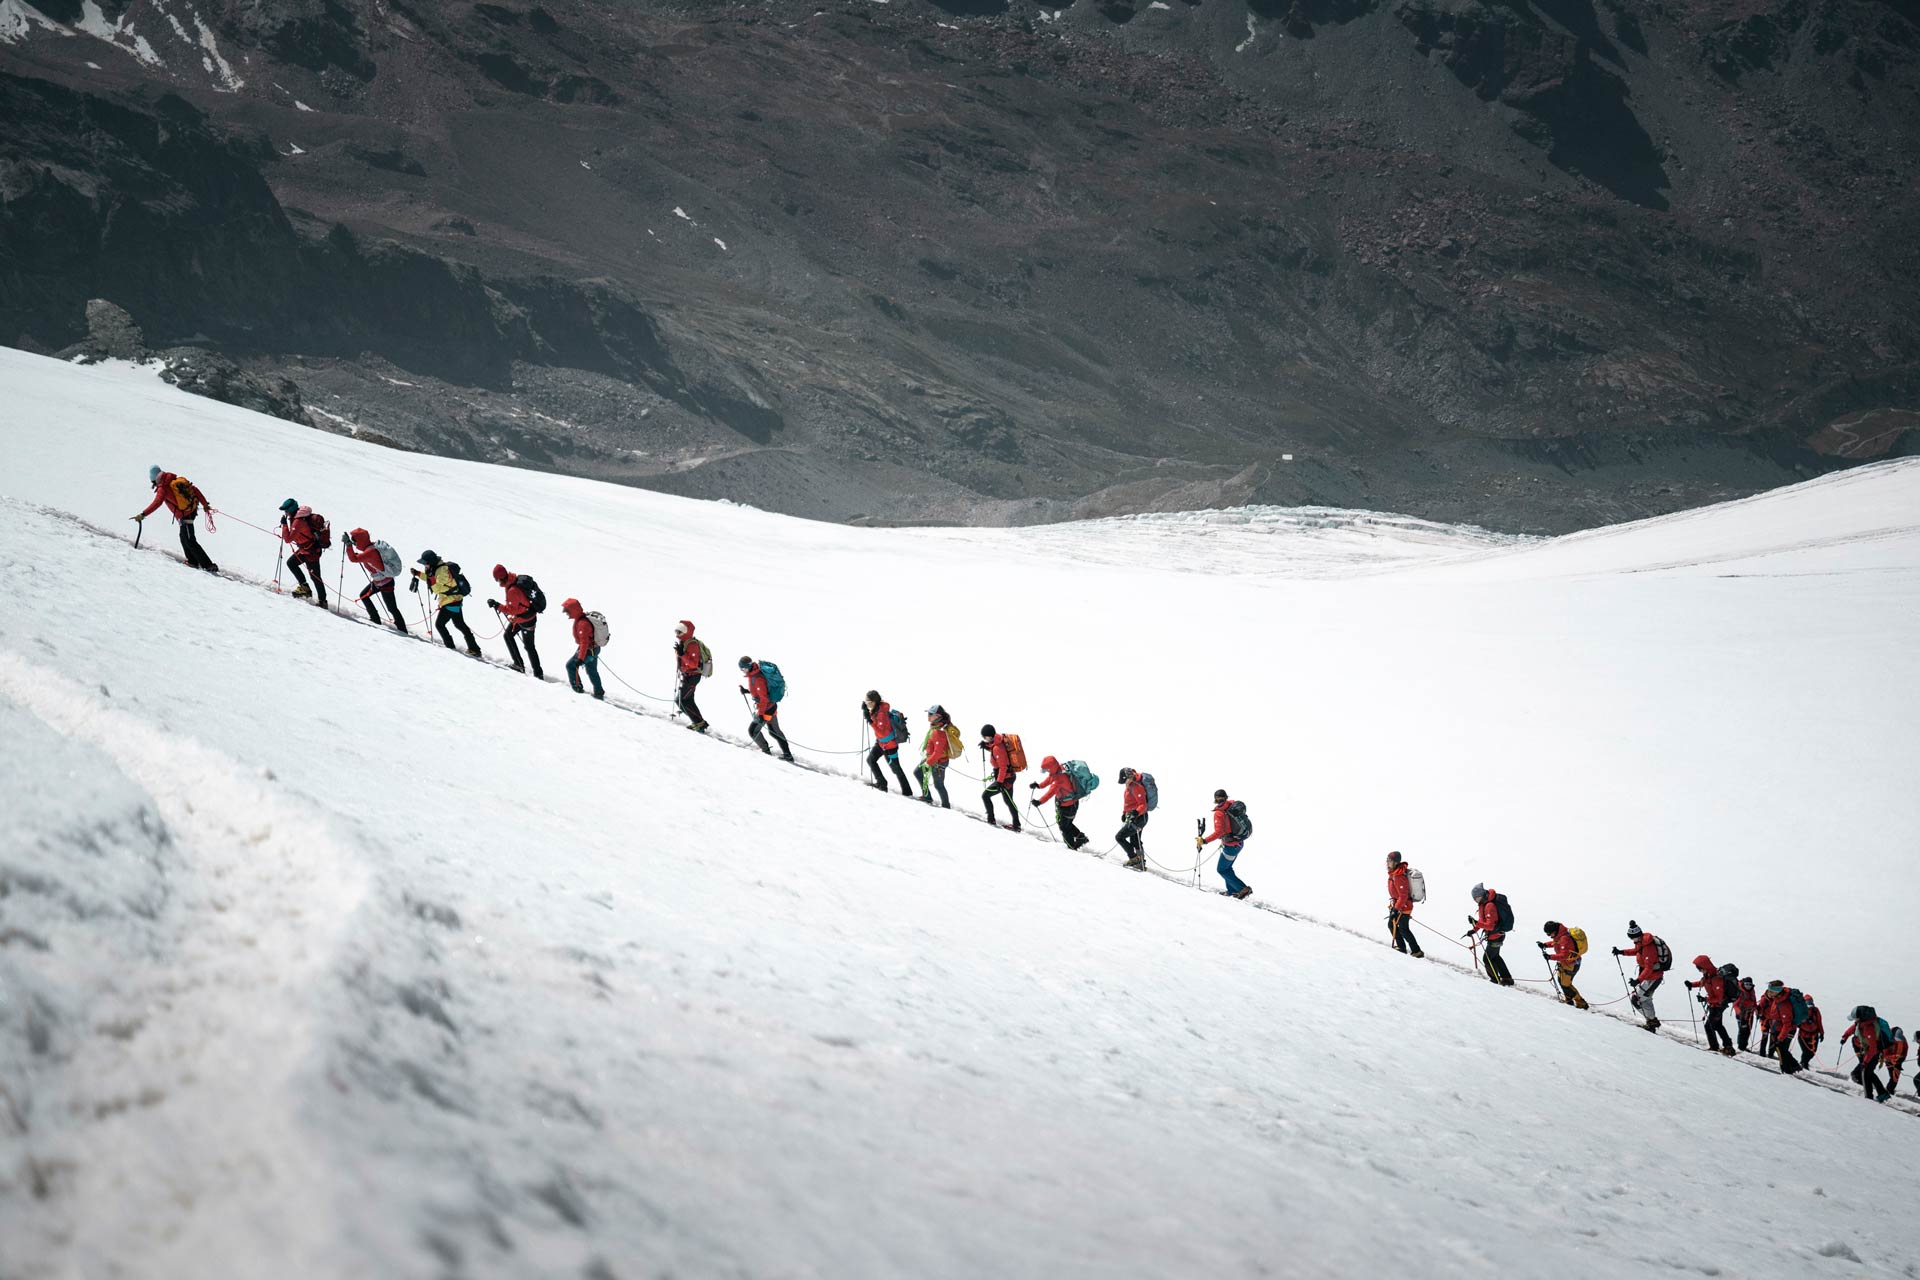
top-left (1686, 961), bottom-right (1728, 1008)
top-left (1544, 925), bottom-right (1578, 965)
top-left (139, 472), bottom-right (208, 521)
top-left (1758, 988), bottom-right (1786, 1034)
top-left (987, 735), bottom-right (1014, 787)
top-left (925, 717), bottom-right (953, 765)
top-left (346, 537), bottom-right (392, 582)
top-left (1799, 1006), bottom-right (1824, 1044)
top-left (1033, 757), bottom-right (1075, 805)
top-left (1844, 1017), bottom-right (1884, 1062)
top-left (499, 579), bottom-right (536, 627)
top-left (1202, 800), bottom-right (1233, 846)
top-left (571, 614), bottom-right (596, 660)
top-left (1474, 895), bottom-right (1504, 942)
top-left (676, 622), bottom-right (702, 675)
top-left (279, 512), bottom-right (323, 555)
top-left (745, 664), bottom-right (776, 717)
top-left (1887, 1035), bottom-right (1909, 1074)
top-left (1734, 985), bottom-right (1758, 1018)
top-left (1620, 935), bottom-right (1661, 983)
top-left (1122, 777), bottom-right (1148, 817)
top-left (868, 701), bottom-right (899, 749)
top-left (1388, 865), bottom-right (1413, 914)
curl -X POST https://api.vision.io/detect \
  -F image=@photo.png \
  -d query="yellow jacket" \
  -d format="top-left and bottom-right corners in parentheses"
top-left (414, 562), bottom-right (464, 606)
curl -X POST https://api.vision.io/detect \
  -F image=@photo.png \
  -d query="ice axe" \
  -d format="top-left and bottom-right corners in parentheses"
top-left (130, 516), bottom-right (144, 549)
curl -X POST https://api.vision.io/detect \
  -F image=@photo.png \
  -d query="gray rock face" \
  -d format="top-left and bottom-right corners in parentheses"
top-left (2, 0), bottom-right (1917, 532)
top-left (157, 350), bottom-right (310, 426)
top-left (82, 299), bottom-right (146, 362)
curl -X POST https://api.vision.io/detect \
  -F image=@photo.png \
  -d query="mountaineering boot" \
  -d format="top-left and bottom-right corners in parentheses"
top-left (466, 644), bottom-right (482, 657)
top-left (592, 691), bottom-right (605, 701)
top-left (510, 661), bottom-right (526, 673)
top-left (1412, 948), bottom-right (1427, 960)
top-left (1125, 854), bottom-right (1146, 871)
top-left (782, 750), bottom-right (794, 762)
top-left (1232, 886), bottom-right (1253, 900)
top-left (291, 584), bottom-right (312, 599)
top-left (691, 721), bottom-right (709, 734)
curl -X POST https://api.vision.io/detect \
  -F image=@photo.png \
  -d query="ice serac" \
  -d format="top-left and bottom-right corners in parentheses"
top-left (2, 348), bottom-right (1918, 1276)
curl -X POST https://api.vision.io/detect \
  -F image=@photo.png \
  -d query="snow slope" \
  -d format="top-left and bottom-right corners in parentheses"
top-left (4, 349), bottom-right (1920, 1276)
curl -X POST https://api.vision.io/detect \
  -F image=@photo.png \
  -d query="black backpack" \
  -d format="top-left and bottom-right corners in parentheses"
top-left (516, 573), bottom-right (547, 613)
top-left (1718, 962), bottom-right (1739, 983)
top-left (1493, 892), bottom-right (1515, 934)
top-left (447, 561), bottom-right (473, 597)
top-left (309, 511), bottom-right (332, 550)
top-left (1653, 935), bottom-right (1673, 973)
top-left (1225, 800), bottom-right (1252, 842)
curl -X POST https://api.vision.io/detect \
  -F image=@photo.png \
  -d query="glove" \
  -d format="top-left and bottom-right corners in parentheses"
top-left (1536, 941), bottom-right (1548, 950)
top-left (1611, 947), bottom-right (1622, 955)
top-left (133, 513), bottom-right (145, 522)
top-left (408, 576), bottom-right (419, 592)
top-left (739, 686), bottom-right (749, 695)
top-left (486, 598), bottom-right (500, 610)
top-left (1029, 781), bottom-right (1039, 790)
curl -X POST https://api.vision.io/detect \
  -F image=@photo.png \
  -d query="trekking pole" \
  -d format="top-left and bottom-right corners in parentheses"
top-left (131, 517), bottom-right (143, 550)
top-left (1195, 818), bottom-right (1205, 890)
top-left (1689, 994), bottom-right (1700, 1044)
top-left (334, 550), bottom-right (346, 617)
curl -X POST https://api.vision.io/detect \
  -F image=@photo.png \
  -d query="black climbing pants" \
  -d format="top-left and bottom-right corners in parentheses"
top-left (1117, 812), bottom-right (1148, 861)
top-left (1053, 799), bottom-right (1088, 849)
top-left (1482, 938), bottom-right (1512, 985)
top-left (436, 605), bottom-right (477, 651)
top-left (505, 620), bottom-right (542, 677)
top-left (359, 580), bottom-right (406, 629)
top-left (1852, 1060), bottom-right (1890, 1100)
top-left (677, 673), bottom-right (705, 726)
top-left (1388, 909), bottom-right (1420, 956)
top-left (983, 780), bottom-right (1020, 829)
top-left (287, 550), bottom-right (325, 603)
top-left (749, 711), bottom-right (791, 758)
top-left (917, 761), bottom-right (950, 807)
top-left (1704, 1004), bottom-right (1732, 1053)
top-left (179, 519), bottom-right (216, 571)
top-left (869, 743), bottom-right (911, 793)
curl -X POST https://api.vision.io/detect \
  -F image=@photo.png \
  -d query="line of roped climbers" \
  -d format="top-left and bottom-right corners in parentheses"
top-left (1384, 855), bottom-right (1910, 1101)
top-left (130, 467), bottom-right (1911, 1105)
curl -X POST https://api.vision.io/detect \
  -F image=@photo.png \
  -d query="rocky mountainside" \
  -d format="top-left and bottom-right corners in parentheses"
top-left (3, 0), bottom-right (1916, 530)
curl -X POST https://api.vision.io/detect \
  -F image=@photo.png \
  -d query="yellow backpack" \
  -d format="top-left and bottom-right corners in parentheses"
top-left (1568, 926), bottom-right (1590, 956)
top-left (944, 724), bottom-right (964, 757)
top-left (170, 475), bottom-right (200, 516)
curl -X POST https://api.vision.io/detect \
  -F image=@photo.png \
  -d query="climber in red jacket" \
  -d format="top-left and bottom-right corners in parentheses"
top-left (276, 499), bottom-right (329, 607)
top-left (133, 466), bottom-right (218, 572)
top-left (345, 528), bottom-right (407, 631)
top-left (1115, 766), bottom-right (1151, 869)
top-left (1684, 956), bottom-right (1733, 1055)
top-left (1386, 852), bottom-right (1423, 959)
top-left (1030, 756), bottom-right (1090, 850)
top-left (674, 621), bottom-right (708, 732)
top-left (1538, 921), bottom-right (1587, 1007)
top-left (979, 724), bottom-right (1021, 831)
top-left (487, 564), bottom-right (543, 678)
top-left (1610, 921), bottom-right (1665, 1031)
top-left (561, 599), bottom-right (603, 698)
top-left (863, 691), bottom-right (912, 795)
top-left (738, 657), bottom-right (792, 762)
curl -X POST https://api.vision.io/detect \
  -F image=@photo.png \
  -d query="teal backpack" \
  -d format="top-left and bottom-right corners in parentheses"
top-left (758, 660), bottom-right (786, 704)
top-left (1063, 760), bottom-right (1099, 800)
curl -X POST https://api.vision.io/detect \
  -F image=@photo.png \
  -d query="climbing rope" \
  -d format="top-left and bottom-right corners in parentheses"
top-left (598, 661), bottom-right (674, 702)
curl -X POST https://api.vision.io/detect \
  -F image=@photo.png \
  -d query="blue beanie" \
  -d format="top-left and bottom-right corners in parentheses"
top-left (149, 465), bottom-right (161, 484)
